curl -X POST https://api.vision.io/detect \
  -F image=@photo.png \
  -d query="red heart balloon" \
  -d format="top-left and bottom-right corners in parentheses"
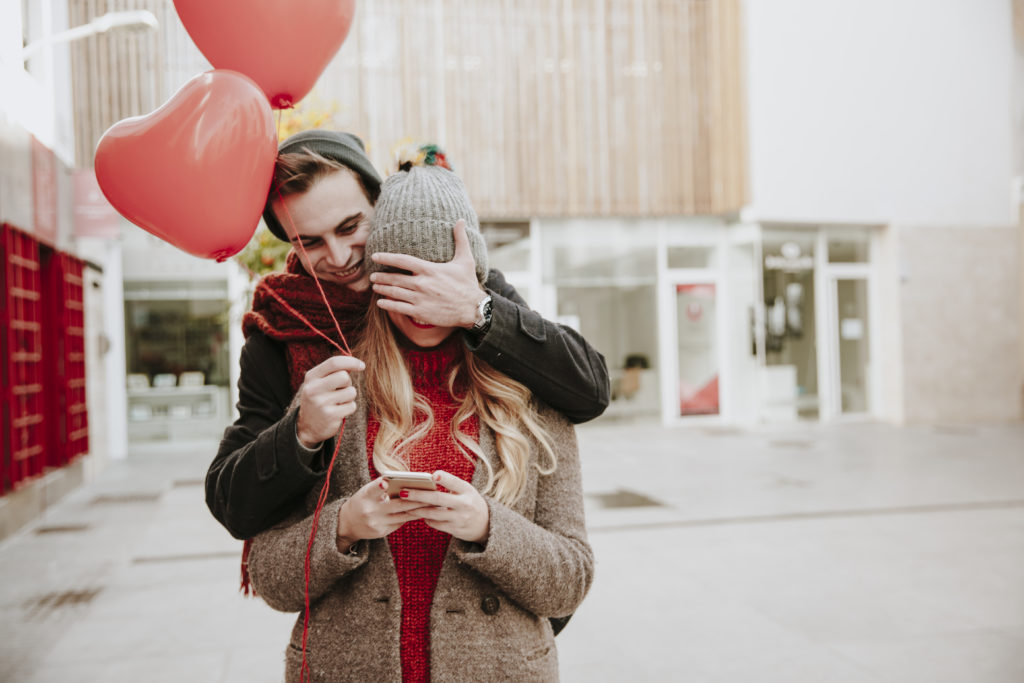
top-left (95, 70), bottom-right (277, 262)
top-left (173, 0), bottom-right (356, 109)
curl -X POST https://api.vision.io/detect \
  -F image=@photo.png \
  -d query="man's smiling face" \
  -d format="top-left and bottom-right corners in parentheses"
top-left (270, 168), bottom-right (375, 291)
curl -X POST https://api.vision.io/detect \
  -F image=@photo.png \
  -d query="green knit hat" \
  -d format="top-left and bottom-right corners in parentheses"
top-left (365, 145), bottom-right (488, 283)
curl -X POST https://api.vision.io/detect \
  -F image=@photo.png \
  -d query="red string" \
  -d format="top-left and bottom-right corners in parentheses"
top-left (256, 141), bottom-right (354, 681)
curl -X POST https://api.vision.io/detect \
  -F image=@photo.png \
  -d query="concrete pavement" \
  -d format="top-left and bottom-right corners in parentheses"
top-left (1, 420), bottom-right (1022, 682)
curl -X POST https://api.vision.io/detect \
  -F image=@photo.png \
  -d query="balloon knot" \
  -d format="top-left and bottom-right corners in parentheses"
top-left (272, 94), bottom-right (295, 110)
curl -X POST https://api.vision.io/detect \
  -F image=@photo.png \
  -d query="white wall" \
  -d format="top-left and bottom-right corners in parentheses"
top-left (744, 0), bottom-right (1015, 228)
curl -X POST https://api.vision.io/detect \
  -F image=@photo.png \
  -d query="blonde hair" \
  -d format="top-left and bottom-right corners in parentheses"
top-left (355, 302), bottom-right (556, 506)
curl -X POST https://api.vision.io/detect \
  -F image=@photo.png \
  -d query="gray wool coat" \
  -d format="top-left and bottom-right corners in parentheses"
top-left (247, 399), bottom-right (594, 682)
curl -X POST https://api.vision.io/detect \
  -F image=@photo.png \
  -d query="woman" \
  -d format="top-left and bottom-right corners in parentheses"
top-left (247, 147), bottom-right (594, 682)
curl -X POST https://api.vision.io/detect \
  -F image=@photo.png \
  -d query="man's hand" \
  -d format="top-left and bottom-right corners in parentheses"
top-left (295, 355), bottom-right (364, 447)
top-left (369, 219), bottom-right (486, 329)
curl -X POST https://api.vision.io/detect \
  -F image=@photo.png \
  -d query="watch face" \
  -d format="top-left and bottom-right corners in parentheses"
top-left (474, 295), bottom-right (493, 332)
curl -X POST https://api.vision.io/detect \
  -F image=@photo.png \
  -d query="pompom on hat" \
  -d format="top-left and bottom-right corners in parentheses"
top-left (365, 142), bottom-right (488, 284)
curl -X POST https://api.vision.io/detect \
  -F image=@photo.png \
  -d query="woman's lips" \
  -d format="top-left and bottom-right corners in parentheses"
top-left (408, 316), bottom-right (434, 329)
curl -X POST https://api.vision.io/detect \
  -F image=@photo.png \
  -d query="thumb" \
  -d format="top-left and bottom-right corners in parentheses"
top-left (433, 469), bottom-right (471, 493)
top-left (451, 219), bottom-right (473, 261)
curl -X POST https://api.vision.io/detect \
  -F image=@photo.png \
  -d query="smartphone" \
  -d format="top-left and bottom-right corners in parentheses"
top-left (380, 470), bottom-right (437, 498)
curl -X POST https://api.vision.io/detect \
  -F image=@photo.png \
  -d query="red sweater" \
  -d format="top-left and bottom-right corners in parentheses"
top-left (366, 337), bottom-right (478, 683)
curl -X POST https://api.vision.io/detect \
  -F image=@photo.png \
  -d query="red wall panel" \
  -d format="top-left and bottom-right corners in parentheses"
top-left (2, 225), bottom-right (89, 495)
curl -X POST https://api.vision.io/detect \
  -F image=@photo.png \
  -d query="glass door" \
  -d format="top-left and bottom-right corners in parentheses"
top-left (760, 230), bottom-right (819, 420)
top-left (674, 284), bottom-right (719, 416)
top-left (831, 277), bottom-right (871, 415)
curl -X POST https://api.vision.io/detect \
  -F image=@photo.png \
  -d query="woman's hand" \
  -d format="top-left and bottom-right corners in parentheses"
top-left (335, 478), bottom-right (430, 551)
top-left (402, 471), bottom-right (490, 544)
top-left (295, 355), bottom-right (364, 447)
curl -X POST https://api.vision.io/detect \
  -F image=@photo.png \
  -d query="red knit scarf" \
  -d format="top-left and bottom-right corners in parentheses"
top-left (237, 252), bottom-right (366, 596)
top-left (242, 252), bottom-right (371, 392)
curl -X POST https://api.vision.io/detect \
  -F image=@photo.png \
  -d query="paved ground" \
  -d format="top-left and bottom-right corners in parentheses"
top-left (1, 420), bottom-right (1022, 682)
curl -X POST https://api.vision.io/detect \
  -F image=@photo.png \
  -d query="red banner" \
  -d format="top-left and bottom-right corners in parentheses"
top-left (31, 136), bottom-right (58, 245)
top-left (73, 168), bottom-right (121, 238)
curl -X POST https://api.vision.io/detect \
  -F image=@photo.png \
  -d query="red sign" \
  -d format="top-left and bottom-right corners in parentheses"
top-left (74, 168), bottom-right (121, 238)
top-left (31, 136), bottom-right (58, 245)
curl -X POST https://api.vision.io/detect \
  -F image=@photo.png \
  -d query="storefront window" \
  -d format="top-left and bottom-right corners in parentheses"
top-left (481, 221), bottom-right (531, 273)
top-left (545, 219), bottom-right (657, 282)
top-left (667, 246), bottom-right (717, 269)
top-left (123, 281), bottom-right (232, 440)
top-left (828, 231), bottom-right (870, 263)
top-left (124, 297), bottom-right (230, 388)
top-left (543, 220), bottom-right (659, 417)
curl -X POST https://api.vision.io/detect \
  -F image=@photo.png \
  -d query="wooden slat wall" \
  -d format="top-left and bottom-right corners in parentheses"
top-left (70, 0), bottom-right (747, 217)
top-left (69, 0), bottom-right (207, 168)
top-left (321, 0), bottom-right (748, 217)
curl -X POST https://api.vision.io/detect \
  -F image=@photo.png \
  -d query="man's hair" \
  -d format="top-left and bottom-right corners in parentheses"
top-left (266, 148), bottom-right (381, 213)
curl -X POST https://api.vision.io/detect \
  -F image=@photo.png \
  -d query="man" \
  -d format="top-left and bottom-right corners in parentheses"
top-left (207, 130), bottom-right (609, 540)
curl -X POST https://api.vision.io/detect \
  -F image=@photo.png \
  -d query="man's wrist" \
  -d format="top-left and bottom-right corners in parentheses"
top-left (469, 293), bottom-right (493, 336)
top-left (295, 424), bottom-right (322, 452)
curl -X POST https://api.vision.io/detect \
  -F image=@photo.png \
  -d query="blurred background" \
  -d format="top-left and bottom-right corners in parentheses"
top-left (0, 1), bottom-right (1022, 681)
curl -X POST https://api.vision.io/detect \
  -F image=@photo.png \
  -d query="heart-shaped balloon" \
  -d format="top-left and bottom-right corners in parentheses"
top-left (95, 70), bottom-right (277, 261)
top-left (173, 0), bottom-right (357, 109)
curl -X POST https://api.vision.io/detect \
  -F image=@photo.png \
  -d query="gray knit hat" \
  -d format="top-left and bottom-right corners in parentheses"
top-left (262, 130), bottom-right (382, 241)
top-left (365, 149), bottom-right (488, 283)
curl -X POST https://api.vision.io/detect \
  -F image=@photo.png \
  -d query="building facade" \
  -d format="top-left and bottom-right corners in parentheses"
top-left (1, 0), bottom-right (101, 534)
top-left (64, 0), bottom-right (1023, 430)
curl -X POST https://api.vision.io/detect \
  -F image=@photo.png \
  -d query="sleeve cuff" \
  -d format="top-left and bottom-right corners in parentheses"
top-left (293, 423), bottom-right (323, 467)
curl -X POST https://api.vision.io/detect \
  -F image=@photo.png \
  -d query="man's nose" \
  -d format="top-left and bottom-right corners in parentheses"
top-left (324, 236), bottom-right (350, 267)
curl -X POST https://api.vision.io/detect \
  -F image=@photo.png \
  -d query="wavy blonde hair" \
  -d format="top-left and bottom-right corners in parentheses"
top-left (355, 302), bottom-right (557, 506)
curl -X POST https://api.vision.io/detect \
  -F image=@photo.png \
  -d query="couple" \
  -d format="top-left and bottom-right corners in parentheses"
top-left (207, 131), bottom-right (604, 682)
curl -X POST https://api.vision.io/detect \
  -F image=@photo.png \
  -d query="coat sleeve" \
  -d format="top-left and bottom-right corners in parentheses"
top-left (466, 269), bottom-right (610, 424)
top-left (205, 333), bottom-right (326, 539)
top-left (247, 497), bottom-right (369, 613)
top-left (452, 407), bottom-right (594, 618)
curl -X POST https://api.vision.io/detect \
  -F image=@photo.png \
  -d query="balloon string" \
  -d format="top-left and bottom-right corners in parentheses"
top-left (262, 176), bottom-right (355, 680)
top-left (255, 281), bottom-right (347, 354)
top-left (274, 186), bottom-right (352, 355)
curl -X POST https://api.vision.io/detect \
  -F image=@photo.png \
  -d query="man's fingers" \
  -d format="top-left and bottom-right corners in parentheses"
top-left (371, 283), bottom-right (417, 304)
top-left (371, 251), bottom-right (431, 273)
top-left (306, 354), bottom-right (365, 380)
top-left (312, 372), bottom-right (354, 393)
top-left (451, 219), bottom-right (473, 262)
top-left (375, 298), bottom-right (416, 316)
top-left (369, 271), bottom-right (418, 290)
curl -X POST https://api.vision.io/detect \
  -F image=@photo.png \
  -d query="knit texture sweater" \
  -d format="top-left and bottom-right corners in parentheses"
top-left (366, 336), bottom-right (478, 683)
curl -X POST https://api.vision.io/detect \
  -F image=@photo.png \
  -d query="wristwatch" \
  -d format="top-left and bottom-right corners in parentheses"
top-left (470, 294), bottom-right (493, 335)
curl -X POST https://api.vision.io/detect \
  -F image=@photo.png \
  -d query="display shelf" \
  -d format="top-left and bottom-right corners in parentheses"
top-left (127, 385), bottom-right (229, 441)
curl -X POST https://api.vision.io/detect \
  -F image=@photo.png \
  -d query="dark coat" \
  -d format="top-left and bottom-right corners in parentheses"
top-left (207, 269), bottom-right (609, 540)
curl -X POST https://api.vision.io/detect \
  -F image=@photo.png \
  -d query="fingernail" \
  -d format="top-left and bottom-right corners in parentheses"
top-left (399, 490), bottom-right (409, 499)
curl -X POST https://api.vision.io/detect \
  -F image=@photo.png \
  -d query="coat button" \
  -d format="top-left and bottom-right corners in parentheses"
top-left (481, 595), bottom-right (501, 615)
